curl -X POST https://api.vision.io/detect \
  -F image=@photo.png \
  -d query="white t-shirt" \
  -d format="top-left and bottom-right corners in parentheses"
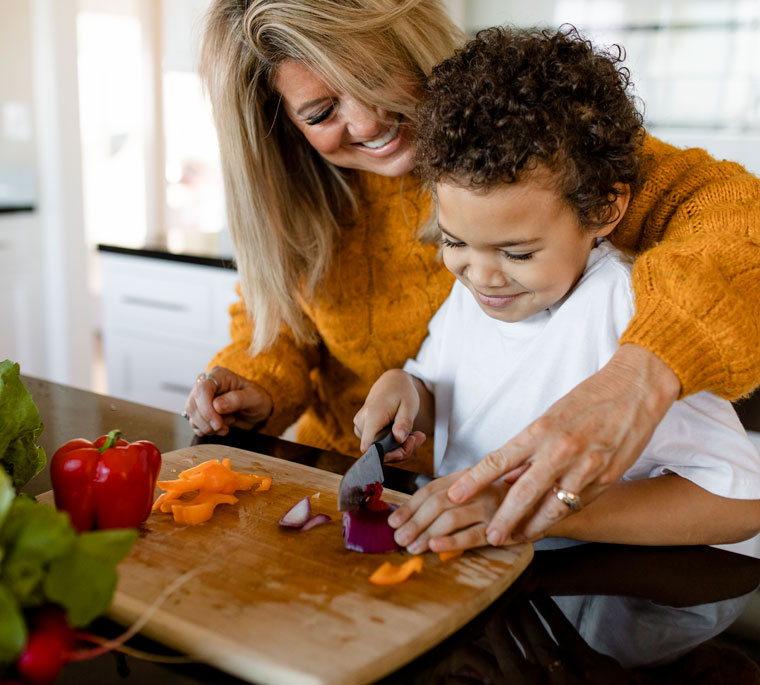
top-left (403, 241), bottom-right (760, 668)
top-left (404, 241), bottom-right (760, 500)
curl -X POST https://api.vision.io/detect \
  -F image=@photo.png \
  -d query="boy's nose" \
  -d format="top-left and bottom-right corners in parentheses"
top-left (467, 257), bottom-right (508, 289)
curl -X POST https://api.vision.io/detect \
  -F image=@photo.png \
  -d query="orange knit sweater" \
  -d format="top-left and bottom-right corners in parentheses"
top-left (210, 135), bottom-right (760, 460)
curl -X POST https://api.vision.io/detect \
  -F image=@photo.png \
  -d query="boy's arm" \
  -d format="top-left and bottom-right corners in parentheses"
top-left (549, 474), bottom-right (760, 546)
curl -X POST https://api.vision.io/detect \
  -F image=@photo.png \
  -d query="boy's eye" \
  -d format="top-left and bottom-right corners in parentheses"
top-left (440, 236), bottom-right (465, 248)
top-left (306, 104), bottom-right (334, 126)
top-left (502, 251), bottom-right (534, 261)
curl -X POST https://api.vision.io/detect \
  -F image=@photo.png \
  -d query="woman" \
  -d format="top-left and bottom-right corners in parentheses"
top-left (184, 0), bottom-right (760, 545)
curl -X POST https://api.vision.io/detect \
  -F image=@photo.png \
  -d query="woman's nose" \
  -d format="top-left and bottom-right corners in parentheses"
top-left (342, 98), bottom-right (383, 139)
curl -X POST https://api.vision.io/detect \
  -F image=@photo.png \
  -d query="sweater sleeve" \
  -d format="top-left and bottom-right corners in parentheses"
top-left (208, 289), bottom-right (320, 436)
top-left (612, 136), bottom-right (760, 400)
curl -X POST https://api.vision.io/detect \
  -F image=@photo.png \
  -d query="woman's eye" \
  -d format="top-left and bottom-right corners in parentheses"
top-left (503, 251), bottom-right (534, 261)
top-left (440, 236), bottom-right (465, 248)
top-left (306, 105), bottom-right (334, 126)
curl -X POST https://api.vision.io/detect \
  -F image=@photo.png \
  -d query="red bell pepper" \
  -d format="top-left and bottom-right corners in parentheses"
top-left (50, 429), bottom-right (161, 531)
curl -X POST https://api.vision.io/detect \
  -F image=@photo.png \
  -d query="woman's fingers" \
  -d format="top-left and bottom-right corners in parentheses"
top-left (449, 433), bottom-right (534, 504)
top-left (184, 367), bottom-right (272, 436)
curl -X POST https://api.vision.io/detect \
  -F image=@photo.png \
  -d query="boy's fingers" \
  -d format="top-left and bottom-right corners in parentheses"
top-left (383, 432), bottom-right (426, 463)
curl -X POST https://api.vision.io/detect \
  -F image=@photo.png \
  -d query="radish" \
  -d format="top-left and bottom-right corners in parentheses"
top-left (16, 607), bottom-right (74, 685)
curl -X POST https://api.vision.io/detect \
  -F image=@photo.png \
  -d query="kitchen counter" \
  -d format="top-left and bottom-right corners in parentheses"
top-left (16, 376), bottom-right (760, 684)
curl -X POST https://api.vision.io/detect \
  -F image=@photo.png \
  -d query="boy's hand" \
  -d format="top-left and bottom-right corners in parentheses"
top-left (353, 369), bottom-right (426, 462)
top-left (388, 471), bottom-right (514, 554)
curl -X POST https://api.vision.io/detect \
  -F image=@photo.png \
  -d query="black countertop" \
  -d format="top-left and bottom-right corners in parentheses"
top-left (97, 243), bottom-right (236, 270)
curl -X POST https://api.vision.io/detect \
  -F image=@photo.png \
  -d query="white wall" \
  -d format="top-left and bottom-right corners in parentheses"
top-left (0, 0), bottom-right (93, 388)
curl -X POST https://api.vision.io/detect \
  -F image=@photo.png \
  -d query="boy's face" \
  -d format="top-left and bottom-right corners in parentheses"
top-left (437, 176), bottom-right (612, 323)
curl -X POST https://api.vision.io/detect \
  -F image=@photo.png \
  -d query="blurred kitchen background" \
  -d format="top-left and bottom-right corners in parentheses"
top-left (2, 0), bottom-right (760, 414)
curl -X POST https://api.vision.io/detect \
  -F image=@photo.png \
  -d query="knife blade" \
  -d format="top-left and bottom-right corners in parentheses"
top-left (337, 426), bottom-right (403, 511)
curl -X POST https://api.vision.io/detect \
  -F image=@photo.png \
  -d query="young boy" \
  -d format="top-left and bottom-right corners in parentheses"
top-left (354, 26), bottom-right (760, 667)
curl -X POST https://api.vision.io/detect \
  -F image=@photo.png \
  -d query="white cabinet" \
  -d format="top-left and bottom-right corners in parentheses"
top-left (100, 251), bottom-right (239, 413)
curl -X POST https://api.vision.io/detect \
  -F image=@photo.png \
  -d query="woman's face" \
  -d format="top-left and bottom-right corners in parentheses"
top-left (274, 59), bottom-right (417, 177)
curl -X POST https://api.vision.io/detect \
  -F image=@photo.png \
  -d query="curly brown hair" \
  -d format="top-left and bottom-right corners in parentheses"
top-left (416, 25), bottom-right (645, 228)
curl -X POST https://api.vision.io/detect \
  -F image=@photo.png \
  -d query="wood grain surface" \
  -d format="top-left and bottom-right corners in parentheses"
top-left (65, 444), bottom-right (534, 684)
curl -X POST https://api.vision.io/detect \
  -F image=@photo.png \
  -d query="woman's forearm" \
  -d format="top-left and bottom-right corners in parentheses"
top-left (548, 474), bottom-right (760, 546)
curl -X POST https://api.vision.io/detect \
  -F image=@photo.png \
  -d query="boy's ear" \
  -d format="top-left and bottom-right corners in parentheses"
top-left (593, 183), bottom-right (631, 238)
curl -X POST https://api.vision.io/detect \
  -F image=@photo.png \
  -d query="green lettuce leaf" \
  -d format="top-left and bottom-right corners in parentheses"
top-left (0, 583), bottom-right (26, 664)
top-left (0, 361), bottom-right (46, 490)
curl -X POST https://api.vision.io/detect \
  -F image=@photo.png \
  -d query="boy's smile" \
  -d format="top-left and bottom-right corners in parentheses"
top-left (436, 172), bottom-right (617, 323)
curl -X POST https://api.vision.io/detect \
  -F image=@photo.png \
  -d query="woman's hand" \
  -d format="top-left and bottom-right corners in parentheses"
top-left (353, 369), bottom-right (430, 462)
top-left (388, 471), bottom-right (512, 554)
top-left (448, 344), bottom-right (682, 545)
top-left (183, 365), bottom-right (273, 436)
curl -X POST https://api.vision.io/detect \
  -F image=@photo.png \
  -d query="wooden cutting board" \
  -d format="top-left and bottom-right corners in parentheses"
top-left (85, 444), bottom-right (533, 684)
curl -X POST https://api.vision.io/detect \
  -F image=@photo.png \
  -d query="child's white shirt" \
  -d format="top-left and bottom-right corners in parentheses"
top-left (404, 241), bottom-right (760, 668)
top-left (404, 241), bottom-right (760, 500)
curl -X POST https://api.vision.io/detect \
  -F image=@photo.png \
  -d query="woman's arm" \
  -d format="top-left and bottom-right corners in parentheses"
top-left (614, 136), bottom-right (760, 400)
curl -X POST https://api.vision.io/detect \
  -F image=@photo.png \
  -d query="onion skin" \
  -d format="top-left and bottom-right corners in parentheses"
top-left (342, 505), bottom-right (401, 554)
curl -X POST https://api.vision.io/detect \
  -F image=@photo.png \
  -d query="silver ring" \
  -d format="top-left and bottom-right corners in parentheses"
top-left (553, 485), bottom-right (582, 512)
top-left (196, 373), bottom-right (219, 391)
top-left (181, 411), bottom-right (189, 420)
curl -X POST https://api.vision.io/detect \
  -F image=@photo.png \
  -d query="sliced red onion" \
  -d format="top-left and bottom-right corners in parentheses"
top-left (342, 505), bottom-right (400, 554)
top-left (278, 496), bottom-right (312, 527)
top-left (301, 513), bottom-right (331, 531)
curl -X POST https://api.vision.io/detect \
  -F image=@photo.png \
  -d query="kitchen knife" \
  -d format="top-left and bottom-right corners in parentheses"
top-left (337, 426), bottom-right (403, 511)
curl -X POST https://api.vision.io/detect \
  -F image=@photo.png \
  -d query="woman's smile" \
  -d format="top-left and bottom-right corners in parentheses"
top-left (275, 60), bottom-right (417, 177)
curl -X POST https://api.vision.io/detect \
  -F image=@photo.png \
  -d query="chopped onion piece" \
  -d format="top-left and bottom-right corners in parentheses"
top-left (301, 513), bottom-right (331, 531)
top-left (342, 505), bottom-right (400, 554)
top-left (278, 496), bottom-right (312, 527)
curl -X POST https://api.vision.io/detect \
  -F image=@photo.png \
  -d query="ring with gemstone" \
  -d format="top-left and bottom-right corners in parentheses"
top-left (552, 485), bottom-right (582, 512)
top-left (181, 411), bottom-right (190, 420)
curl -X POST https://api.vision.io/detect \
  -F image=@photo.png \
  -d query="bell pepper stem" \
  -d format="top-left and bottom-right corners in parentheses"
top-left (99, 429), bottom-right (123, 453)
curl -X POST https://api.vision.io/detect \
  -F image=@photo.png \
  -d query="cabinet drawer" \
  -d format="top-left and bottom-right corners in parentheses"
top-left (100, 253), bottom-right (238, 344)
top-left (104, 333), bottom-right (222, 413)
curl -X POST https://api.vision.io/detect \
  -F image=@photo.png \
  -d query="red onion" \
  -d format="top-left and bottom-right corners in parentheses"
top-left (342, 505), bottom-right (400, 553)
top-left (301, 513), bottom-right (331, 531)
top-left (278, 496), bottom-right (312, 527)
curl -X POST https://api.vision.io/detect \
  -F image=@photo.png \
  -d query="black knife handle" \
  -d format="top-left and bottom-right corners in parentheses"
top-left (375, 424), bottom-right (404, 459)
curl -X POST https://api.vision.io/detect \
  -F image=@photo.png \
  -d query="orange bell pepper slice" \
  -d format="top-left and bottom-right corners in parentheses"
top-left (369, 557), bottom-right (424, 585)
top-left (169, 492), bottom-right (238, 525)
top-left (152, 458), bottom-right (271, 524)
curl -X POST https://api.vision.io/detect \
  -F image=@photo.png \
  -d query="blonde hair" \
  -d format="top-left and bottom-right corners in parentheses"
top-left (200, 0), bottom-right (463, 354)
